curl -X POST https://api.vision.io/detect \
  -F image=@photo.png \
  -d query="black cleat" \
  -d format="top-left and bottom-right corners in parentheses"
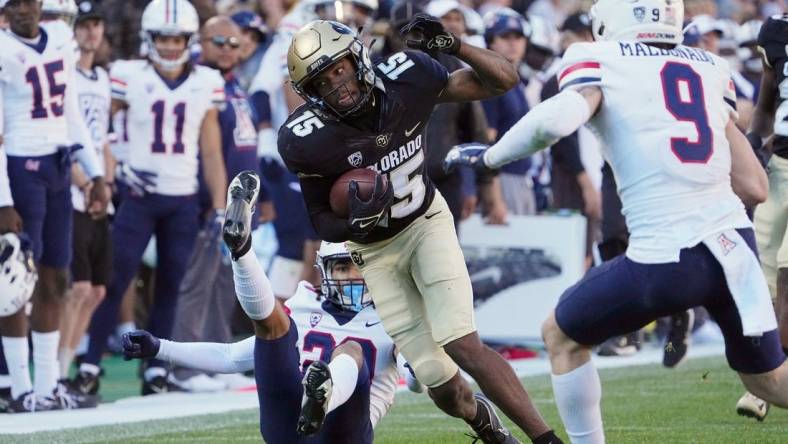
top-left (297, 361), bottom-right (333, 436)
top-left (0, 387), bottom-right (10, 413)
top-left (468, 394), bottom-right (521, 444)
top-left (7, 391), bottom-right (57, 413)
top-left (663, 309), bottom-right (694, 368)
top-left (72, 369), bottom-right (100, 396)
top-left (142, 375), bottom-right (186, 396)
top-left (51, 380), bottom-right (98, 409)
top-left (597, 331), bottom-right (641, 357)
top-left (223, 171), bottom-right (260, 260)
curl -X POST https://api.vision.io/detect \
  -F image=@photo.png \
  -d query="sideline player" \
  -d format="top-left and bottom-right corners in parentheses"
top-left (58, 0), bottom-right (114, 381)
top-left (280, 18), bottom-right (561, 444)
top-left (735, 12), bottom-right (788, 422)
top-left (74, 0), bottom-right (227, 396)
top-left (0, 0), bottom-right (107, 412)
top-left (444, 1), bottom-right (788, 442)
top-left (123, 238), bottom-right (400, 435)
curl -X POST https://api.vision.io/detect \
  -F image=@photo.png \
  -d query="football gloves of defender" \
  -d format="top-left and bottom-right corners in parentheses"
top-left (443, 143), bottom-right (494, 174)
top-left (122, 330), bottom-right (160, 361)
top-left (400, 13), bottom-right (460, 57)
top-left (347, 175), bottom-right (393, 237)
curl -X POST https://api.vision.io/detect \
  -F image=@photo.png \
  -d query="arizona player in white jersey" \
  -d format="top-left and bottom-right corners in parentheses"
top-left (735, 12), bottom-right (788, 422)
top-left (0, 0), bottom-right (107, 412)
top-left (123, 240), bottom-right (399, 430)
top-left (57, 0), bottom-right (114, 383)
top-left (445, 1), bottom-right (788, 442)
top-left (126, 171), bottom-right (388, 443)
top-left (73, 0), bottom-right (228, 397)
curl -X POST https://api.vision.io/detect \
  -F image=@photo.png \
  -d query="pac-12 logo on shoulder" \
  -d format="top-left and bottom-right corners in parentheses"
top-left (350, 251), bottom-right (365, 266)
top-left (348, 151), bottom-right (363, 167)
top-left (309, 312), bottom-right (323, 327)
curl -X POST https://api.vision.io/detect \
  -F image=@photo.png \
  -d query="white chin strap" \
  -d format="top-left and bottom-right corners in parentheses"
top-left (149, 49), bottom-right (190, 72)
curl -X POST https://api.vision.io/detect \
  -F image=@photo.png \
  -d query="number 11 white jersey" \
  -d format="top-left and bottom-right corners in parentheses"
top-left (110, 60), bottom-right (224, 196)
top-left (558, 40), bottom-right (751, 263)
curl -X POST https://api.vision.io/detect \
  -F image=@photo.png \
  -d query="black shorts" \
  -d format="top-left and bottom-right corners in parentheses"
top-left (71, 211), bottom-right (112, 286)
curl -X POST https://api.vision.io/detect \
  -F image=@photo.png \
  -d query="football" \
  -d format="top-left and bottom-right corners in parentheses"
top-left (329, 168), bottom-right (386, 218)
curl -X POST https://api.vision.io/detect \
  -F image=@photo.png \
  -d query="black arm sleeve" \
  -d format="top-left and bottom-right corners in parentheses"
top-left (299, 177), bottom-right (354, 243)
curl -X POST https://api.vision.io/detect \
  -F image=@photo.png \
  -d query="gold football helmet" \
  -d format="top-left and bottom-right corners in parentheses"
top-left (287, 20), bottom-right (377, 118)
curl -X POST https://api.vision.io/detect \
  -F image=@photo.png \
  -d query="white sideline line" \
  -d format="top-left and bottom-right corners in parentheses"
top-left (0, 343), bottom-right (725, 435)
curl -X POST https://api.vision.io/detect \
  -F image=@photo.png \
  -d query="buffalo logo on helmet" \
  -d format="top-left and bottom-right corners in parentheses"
top-left (309, 312), bottom-right (323, 327)
top-left (347, 151), bottom-right (363, 167)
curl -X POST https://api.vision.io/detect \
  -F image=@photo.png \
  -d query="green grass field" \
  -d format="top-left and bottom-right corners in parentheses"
top-left (4, 355), bottom-right (786, 443)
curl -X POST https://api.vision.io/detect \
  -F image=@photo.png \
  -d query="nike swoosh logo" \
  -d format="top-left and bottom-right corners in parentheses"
top-left (405, 122), bottom-right (421, 137)
top-left (365, 321), bottom-right (381, 327)
top-left (359, 219), bottom-right (377, 229)
top-left (424, 211), bottom-right (441, 219)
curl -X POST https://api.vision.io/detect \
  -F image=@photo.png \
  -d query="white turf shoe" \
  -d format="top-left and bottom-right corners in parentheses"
top-left (736, 391), bottom-right (769, 421)
top-left (171, 374), bottom-right (227, 393)
top-left (213, 373), bottom-right (256, 390)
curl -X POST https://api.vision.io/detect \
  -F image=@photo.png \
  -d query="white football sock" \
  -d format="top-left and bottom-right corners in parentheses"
top-left (58, 346), bottom-right (76, 379)
top-left (32, 330), bottom-right (60, 398)
top-left (326, 353), bottom-right (360, 414)
top-left (232, 250), bottom-right (276, 320)
top-left (116, 321), bottom-right (136, 336)
top-left (2, 336), bottom-right (32, 399)
top-left (551, 361), bottom-right (605, 444)
top-left (79, 362), bottom-right (100, 377)
top-left (75, 334), bottom-right (89, 355)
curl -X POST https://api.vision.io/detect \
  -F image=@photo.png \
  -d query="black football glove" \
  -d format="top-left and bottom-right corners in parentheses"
top-left (443, 143), bottom-right (494, 174)
top-left (745, 132), bottom-right (771, 171)
top-left (347, 175), bottom-right (394, 237)
top-left (400, 13), bottom-right (460, 56)
top-left (122, 330), bottom-right (161, 361)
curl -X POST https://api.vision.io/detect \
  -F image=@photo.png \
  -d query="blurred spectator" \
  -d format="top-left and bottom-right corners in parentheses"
top-left (169, 16), bottom-right (263, 392)
top-left (544, 12), bottom-right (601, 267)
top-left (390, 0), bottom-right (502, 227)
top-left (230, 10), bottom-right (269, 91)
top-left (426, 0), bottom-right (486, 47)
top-left (100, 0), bottom-right (147, 61)
top-left (482, 9), bottom-right (536, 215)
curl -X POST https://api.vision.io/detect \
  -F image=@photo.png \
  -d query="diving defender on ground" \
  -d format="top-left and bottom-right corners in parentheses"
top-left (123, 237), bottom-right (400, 435)
top-left (278, 18), bottom-right (561, 444)
top-left (445, 1), bottom-right (788, 442)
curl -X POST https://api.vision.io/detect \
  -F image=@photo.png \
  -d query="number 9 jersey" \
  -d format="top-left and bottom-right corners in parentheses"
top-left (110, 60), bottom-right (225, 195)
top-left (758, 14), bottom-right (788, 157)
top-left (558, 40), bottom-right (751, 263)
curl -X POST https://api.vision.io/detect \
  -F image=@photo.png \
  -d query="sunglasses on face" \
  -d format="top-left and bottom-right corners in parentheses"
top-left (205, 35), bottom-right (241, 49)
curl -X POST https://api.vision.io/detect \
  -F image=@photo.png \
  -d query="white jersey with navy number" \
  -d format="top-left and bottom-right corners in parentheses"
top-left (110, 60), bottom-right (224, 195)
top-left (558, 41), bottom-right (751, 263)
top-left (72, 66), bottom-right (110, 212)
top-left (287, 281), bottom-right (398, 427)
top-left (0, 21), bottom-right (92, 157)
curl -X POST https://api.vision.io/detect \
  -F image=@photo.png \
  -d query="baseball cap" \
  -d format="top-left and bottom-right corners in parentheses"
top-left (483, 9), bottom-right (529, 44)
top-left (231, 10), bottom-right (268, 37)
top-left (390, 0), bottom-right (426, 29)
top-left (75, 0), bottom-right (103, 24)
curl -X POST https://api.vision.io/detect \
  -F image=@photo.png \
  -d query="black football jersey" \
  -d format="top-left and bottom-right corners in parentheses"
top-left (278, 50), bottom-right (449, 243)
top-left (758, 14), bottom-right (788, 158)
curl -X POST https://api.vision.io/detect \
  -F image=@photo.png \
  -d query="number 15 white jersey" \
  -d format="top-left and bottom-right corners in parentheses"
top-left (558, 41), bottom-right (752, 264)
top-left (110, 60), bottom-right (224, 196)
